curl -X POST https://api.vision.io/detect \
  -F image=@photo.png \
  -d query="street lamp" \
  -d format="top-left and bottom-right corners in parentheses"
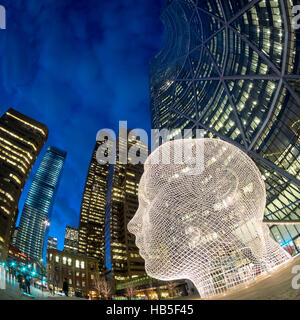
top-left (42, 220), bottom-right (50, 228)
top-left (40, 259), bottom-right (44, 292)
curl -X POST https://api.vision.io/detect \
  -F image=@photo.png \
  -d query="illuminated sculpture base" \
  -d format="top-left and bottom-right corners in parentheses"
top-left (203, 255), bottom-right (297, 300)
top-left (200, 258), bottom-right (293, 299)
top-left (189, 240), bottom-right (292, 298)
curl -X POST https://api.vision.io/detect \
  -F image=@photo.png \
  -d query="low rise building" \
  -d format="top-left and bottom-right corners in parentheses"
top-left (47, 248), bottom-right (99, 298)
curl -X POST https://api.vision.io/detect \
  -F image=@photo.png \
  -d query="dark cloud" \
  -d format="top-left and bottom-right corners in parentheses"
top-left (0, 0), bottom-right (165, 250)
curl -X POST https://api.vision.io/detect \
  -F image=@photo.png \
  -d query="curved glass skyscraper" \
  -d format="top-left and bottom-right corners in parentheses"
top-left (16, 146), bottom-right (66, 261)
top-left (150, 0), bottom-right (300, 253)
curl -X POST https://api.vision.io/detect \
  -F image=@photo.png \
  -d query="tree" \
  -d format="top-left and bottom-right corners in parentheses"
top-left (93, 274), bottom-right (112, 300)
top-left (126, 284), bottom-right (136, 300)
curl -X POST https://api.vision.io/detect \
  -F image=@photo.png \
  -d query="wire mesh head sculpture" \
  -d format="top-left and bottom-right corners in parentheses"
top-left (128, 138), bottom-right (292, 298)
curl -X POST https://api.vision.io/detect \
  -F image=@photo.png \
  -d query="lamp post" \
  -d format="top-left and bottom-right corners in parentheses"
top-left (10, 261), bottom-right (16, 285)
top-left (41, 220), bottom-right (49, 293)
top-left (40, 258), bottom-right (44, 292)
top-left (0, 262), bottom-right (6, 290)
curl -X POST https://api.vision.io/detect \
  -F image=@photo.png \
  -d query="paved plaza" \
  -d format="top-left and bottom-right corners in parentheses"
top-left (216, 254), bottom-right (300, 300)
top-left (2, 255), bottom-right (300, 300)
top-left (177, 254), bottom-right (300, 300)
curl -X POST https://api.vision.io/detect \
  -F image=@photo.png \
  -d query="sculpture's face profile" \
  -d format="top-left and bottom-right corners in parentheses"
top-left (128, 139), bottom-right (291, 297)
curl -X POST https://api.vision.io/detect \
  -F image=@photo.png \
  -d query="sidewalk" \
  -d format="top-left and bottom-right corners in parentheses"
top-left (0, 281), bottom-right (44, 300)
top-left (0, 279), bottom-right (84, 300)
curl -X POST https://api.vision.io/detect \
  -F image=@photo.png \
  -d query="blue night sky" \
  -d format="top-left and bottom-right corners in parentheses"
top-left (0, 0), bottom-right (165, 250)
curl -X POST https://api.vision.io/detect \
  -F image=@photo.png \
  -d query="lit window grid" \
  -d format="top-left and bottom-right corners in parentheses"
top-left (150, 0), bottom-right (300, 251)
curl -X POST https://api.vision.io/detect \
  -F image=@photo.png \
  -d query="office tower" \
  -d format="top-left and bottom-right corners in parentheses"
top-left (0, 108), bottom-right (48, 260)
top-left (105, 129), bottom-right (149, 282)
top-left (64, 226), bottom-right (79, 253)
top-left (78, 139), bottom-right (110, 268)
top-left (47, 236), bottom-right (58, 250)
top-left (150, 0), bottom-right (300, 254)
top-left (15, 146), bottom-right (66, 261)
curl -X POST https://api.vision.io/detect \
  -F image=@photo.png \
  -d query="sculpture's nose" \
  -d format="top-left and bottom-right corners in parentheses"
top-left (127, 209), bottom-right (143, 235)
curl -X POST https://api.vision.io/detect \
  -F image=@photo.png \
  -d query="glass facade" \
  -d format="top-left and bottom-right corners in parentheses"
top-left (105, 130), bottom-right (148, 282)
top-left (78, 141), bottom-right (110, 268)
top-left (150, 0), bottom-right (300, 253)
top-left (15, 146), bottom-right (66, 261)
top-left (0, 108), bottom-right (48, 260)
top-left (79, 130), bottom-right (148, 280)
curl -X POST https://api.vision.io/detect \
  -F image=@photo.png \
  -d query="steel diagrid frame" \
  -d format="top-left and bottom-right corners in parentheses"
top-left (203, 45), bottom-right (249, 148)
top-left (177, 0), bottom-right (198, 123)
top-left (194, 0), bottom-right (300, 188)
top-left (151, 0), bottom-right (300, 225)
top-left (248, 0), bottom-right (289, 151)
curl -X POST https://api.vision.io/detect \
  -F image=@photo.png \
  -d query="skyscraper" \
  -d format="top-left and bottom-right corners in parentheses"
top-left (0, 108), bottom-right (48, 260)
top-left (78, 130), bottom-right (148, 280)
top-left (105, 130), bottom-right (148, 282)
top-left (15, 146), bottom-right (66, 261)
top-left (47, 236), bottom-right (58, 250)
top-left (78, 140), bottom-right (110, 268)
top-left (64, 226), bottom-right (79, 253)
top-left (150, 0), bottom-right (300, 254)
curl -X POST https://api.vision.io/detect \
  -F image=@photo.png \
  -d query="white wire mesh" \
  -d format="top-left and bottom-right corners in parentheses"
top-left (128, 138), bottom-right (292, 298)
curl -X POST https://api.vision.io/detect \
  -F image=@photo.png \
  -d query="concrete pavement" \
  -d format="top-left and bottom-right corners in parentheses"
top-left (175, 254), bottom-right (300, 300)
